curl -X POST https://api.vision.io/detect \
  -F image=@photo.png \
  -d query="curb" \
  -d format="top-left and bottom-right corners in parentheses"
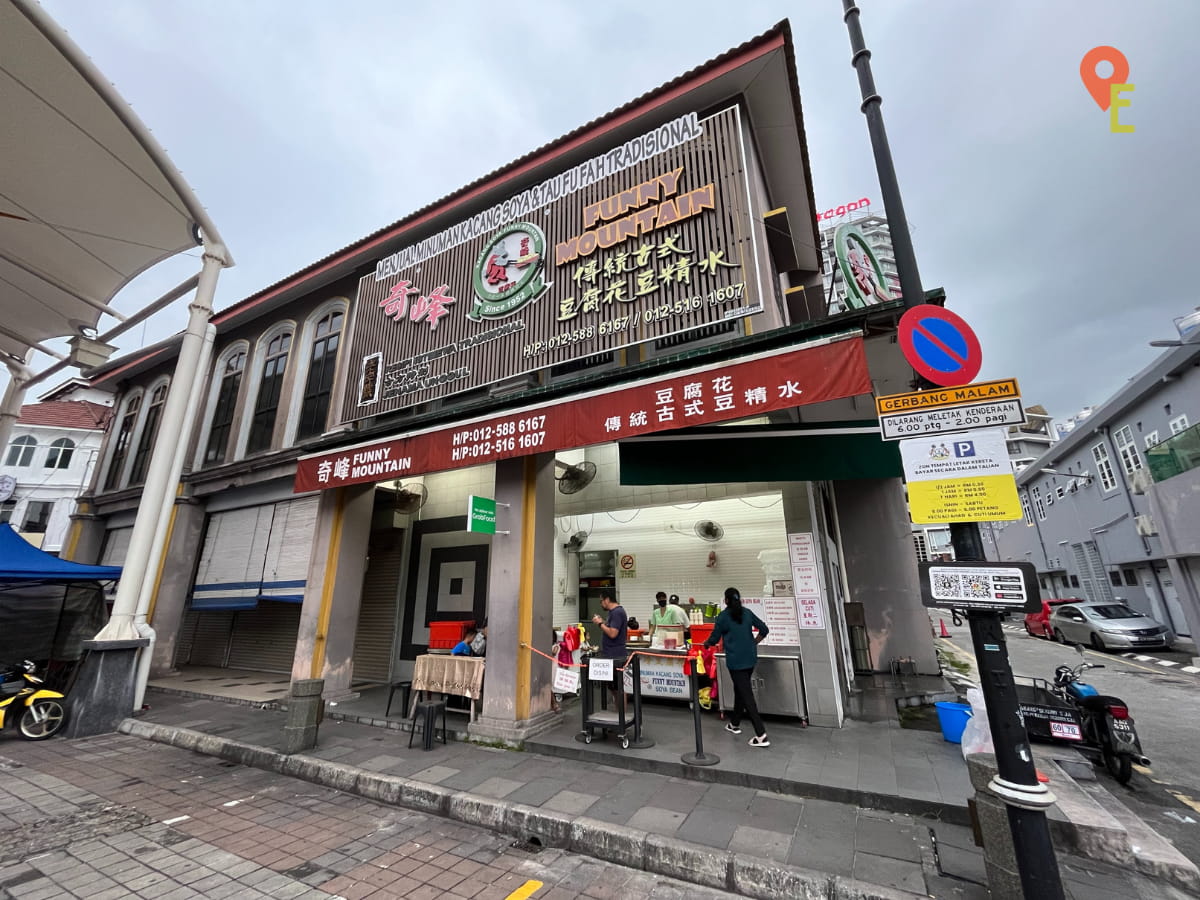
top-left (119, 718), bottom-right (924, 900)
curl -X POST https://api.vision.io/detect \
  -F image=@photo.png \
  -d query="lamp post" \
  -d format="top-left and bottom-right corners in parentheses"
top-left (842, 4), bottom-right (1064, 897)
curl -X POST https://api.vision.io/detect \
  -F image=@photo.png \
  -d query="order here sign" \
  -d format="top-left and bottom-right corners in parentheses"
top-left (294, 336), bottom-right (870, 493)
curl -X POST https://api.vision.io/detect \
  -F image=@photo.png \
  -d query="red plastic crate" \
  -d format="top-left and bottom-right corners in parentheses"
top-left (689, 623), bottom-right (720, 649)
top-left (429, 620), bottom-right (475, 649)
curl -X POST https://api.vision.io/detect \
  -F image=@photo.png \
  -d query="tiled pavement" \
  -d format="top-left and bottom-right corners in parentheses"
top-left (0, 735), bottom-right (738, 900)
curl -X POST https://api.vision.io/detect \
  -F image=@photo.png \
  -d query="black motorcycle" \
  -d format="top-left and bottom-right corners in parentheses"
top-left (1016, 646), bottom-right (1148, 784)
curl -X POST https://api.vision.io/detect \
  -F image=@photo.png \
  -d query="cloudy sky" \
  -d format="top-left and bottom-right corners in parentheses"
top-left (28, 0), bottom-right (1200, 418)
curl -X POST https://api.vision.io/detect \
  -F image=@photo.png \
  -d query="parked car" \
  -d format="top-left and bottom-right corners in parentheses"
top-left (1025, 597), bottom-right (1085, 638)
top-left (1049, 601), bottom-right (1175, 651)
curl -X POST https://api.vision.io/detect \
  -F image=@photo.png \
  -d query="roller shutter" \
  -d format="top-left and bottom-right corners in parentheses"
top-left (226, 602), bottom-right (302, 674)
top-left (191, 506), bottom-right (273, 610)
top-left (259, 497), bottom-right (319, 602)
top-left (352, 531), bottom-right (404, 684)
top-left (181, 610), bottom-right (235, 666)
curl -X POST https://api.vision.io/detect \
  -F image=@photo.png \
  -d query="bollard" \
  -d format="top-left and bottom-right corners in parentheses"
top-left (681, 666), bottom-right (719, 766)
top-left (627, 654), bottom-right (655, 749)
top-left (283, 678), bottom-right (324, 755)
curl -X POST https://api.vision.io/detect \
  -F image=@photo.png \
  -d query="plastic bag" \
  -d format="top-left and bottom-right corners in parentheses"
top-left (960, 686), bottom-right (994, 758)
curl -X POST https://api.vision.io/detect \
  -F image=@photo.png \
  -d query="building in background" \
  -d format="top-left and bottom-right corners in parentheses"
top-left (991, 334), bottom-right (1200, 652)
top-left (1006, 404), bottom-right (1057, 473)
top-left (0, 381), bottom-right (112, 552)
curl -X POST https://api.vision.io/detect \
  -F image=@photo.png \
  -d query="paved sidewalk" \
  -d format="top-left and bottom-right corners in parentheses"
top-left (76, 689), bottom-right (1180, 899)
top-left (0, 735), bottom-right (739, 900)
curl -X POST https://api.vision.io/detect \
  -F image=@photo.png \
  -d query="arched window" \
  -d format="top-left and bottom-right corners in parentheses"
top-left (247, 330), bottom-right (292, 454)
top-left (129, 382), bottom-right (169, 484)
top-left (104, 393), bottom-right (141, 490)
top-left (296, 309), bottom-right (345, 440)
top-left (5, 435), bottom-right (36, 467)
top-left (45, 438), bottom-right (75, 470)
top-left (205, 349), bottom-right (247, 464)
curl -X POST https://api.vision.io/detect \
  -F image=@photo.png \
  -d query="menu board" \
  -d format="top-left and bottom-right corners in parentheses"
top-left (739, 596), bottom-right (801, 646)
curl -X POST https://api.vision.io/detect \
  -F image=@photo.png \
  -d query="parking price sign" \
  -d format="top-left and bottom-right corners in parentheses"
top-left (875, 378), bottom-right (1024, 441)
top-left (899, 428), bottom-right (1023, 524)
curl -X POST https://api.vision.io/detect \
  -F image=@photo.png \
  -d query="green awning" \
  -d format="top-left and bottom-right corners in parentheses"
top-left (618, 422), bottom-right (901, 485)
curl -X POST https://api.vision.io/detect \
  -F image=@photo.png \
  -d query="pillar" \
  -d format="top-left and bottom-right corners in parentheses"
top-left (147, 496), bottom-right (207, 676)
top-left (781, 482), bottom-right (845, 727)
top-left (835, 478), bottom-right (939, 674)
top-left (471, 452), bottom-right (557, 743)
top-left (292, 484), bottom-right (374, 700)
top-left (62, 498), bottom-right (106, 564)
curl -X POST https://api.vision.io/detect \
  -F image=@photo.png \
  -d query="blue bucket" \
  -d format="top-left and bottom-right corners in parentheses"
top-left (935, 701), bottom-right (972, 744)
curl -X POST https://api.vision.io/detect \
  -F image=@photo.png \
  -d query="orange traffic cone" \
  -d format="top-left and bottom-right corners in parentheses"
top-left (939, 619), bottom-right (951, 638)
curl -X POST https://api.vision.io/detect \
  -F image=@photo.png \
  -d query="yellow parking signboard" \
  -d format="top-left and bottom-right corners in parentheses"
top-left (900, 429), bottom-right (1023, 524)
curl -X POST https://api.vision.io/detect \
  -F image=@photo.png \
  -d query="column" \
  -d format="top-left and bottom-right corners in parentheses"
top-left (147, 497), bottom-right (207, 676)
top-left (62, 498), bottom-right (106, 563)
top-left (292, 484), bottom-right (374, 700)
top-left (472, 452), bottom-right (557, 743)
top-left (835, 477), bottom-right (939, 674)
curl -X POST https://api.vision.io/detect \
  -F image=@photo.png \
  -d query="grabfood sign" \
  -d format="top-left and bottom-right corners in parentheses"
top-left (340, 106), bottom-right (765, 423)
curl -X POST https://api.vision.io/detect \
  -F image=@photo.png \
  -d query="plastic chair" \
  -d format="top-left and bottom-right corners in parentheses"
top-left (385, 681), bottom-right (412, 717)
top-left (408, 699), bottom-right (447, 750)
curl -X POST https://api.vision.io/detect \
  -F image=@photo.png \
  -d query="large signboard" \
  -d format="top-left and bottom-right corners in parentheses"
top-left (296, 337), bottom-right (869, 493)
top-left (339, 105), bottom-right (769, 423)
top-left (900, 428), bottom-right (1023, 524)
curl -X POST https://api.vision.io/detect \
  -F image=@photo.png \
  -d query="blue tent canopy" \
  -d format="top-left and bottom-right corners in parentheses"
top-left (0, 523), bottom-right (122, 583)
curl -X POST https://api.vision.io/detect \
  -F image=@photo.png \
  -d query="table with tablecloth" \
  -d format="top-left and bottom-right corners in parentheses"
top-left (410, 654), bottom-right (485, 721)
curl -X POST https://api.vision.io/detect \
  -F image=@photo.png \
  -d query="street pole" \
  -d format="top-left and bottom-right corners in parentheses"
top-left (841, 0), bottom-right (923, 310)
top-left (843, 3), bottom-right (1064, 895)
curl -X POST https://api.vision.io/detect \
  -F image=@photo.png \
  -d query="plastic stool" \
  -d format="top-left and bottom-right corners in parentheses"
top-left (408, 699), bottom-right (447, 751)
top-left (385, 681), bottom-right (412, 717)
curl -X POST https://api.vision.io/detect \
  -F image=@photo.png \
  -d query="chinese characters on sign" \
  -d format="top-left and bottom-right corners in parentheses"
top-left (338, 106), bottom-right (767, 423)
top-left (788, 532), bottom-right (825, 630)
top-left (295, 337), bottom-right (871, 493)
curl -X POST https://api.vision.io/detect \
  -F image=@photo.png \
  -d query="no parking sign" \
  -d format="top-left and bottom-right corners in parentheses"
top-left (898, 305), bottom-right (983, 387)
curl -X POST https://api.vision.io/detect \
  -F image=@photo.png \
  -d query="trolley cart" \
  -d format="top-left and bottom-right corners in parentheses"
top-left (578, 653), bottom-right (632, 749)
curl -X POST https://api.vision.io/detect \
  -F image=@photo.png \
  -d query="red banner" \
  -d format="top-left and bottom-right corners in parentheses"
top-left (294, 337), bottom-right (870, 493)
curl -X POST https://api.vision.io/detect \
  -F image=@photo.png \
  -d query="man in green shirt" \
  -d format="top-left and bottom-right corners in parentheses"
top-left (649, 591), bottom-right (689, 646)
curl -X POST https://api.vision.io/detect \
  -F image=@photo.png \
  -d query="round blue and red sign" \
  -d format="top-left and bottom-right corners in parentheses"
top-left (897, 305), bottom-right (982, 387)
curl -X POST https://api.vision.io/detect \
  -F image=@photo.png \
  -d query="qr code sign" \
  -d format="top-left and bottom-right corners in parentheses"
top-left (933, 573), bottom-right (959, 599)
top-left (964, 576), bottom-right (991, 598)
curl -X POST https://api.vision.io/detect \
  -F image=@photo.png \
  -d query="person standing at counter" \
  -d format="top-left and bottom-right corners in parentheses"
top-left (705, 587), bottom-right (770, 747)
top-left (593, 593), bottom-right (629, 706)
top-left (649, 591), bottom-right (688, 647)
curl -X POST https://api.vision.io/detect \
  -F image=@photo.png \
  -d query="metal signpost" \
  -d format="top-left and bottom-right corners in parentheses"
top-left (844, 3), bottom-right (1065, 895)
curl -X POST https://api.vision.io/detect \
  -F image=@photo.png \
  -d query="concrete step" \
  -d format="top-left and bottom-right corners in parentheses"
top-left (1075, 773), bottom-right (1200, 894)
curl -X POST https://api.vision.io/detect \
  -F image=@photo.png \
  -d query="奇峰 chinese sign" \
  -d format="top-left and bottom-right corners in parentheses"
top-left (296, 337), bottom-right (870, 493)
top-left (339, 105), bottom-right (770, 423)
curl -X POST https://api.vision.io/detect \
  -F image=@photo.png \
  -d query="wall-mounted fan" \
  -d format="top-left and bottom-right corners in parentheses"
top-left (556, 460), bottom-right (597, 495)
top-left (563, 531), bottom-right (589, 552)
top-left (392, 482), bottom-right (428, 514)
top-left (694, 520), bottom-right (725, 542)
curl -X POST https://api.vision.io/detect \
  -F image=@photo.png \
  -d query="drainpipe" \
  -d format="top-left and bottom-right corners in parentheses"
top-left (131, 323), bottom-right (216, 711)
top-left (96, 244), bottom-right (228, 642)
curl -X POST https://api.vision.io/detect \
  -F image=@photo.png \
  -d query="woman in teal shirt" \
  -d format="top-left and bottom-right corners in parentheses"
top-left (705, 587), bottom-right (770, 747)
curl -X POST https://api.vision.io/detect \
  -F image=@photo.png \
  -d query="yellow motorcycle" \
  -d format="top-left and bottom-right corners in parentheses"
top-left (0, 660), bottom-right (66, 740)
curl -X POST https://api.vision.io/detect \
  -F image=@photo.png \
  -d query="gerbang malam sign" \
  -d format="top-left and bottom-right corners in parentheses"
top-left (295, 337), bottom-right (870, 493)
top-left (338, 106), bottom-right (770, 424)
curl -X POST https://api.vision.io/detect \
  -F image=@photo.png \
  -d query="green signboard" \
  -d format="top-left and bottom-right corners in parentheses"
top-left (467, 495), bottom-right (497, 534)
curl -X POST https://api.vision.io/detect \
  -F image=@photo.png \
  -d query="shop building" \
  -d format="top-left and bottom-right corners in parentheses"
top-left (75, 23), bottom-right (939, 738)
top-left (990, 335), bottom-right (1200, 650)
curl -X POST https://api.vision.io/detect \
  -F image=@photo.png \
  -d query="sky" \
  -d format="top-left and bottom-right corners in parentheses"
top-left (23, 0), bottom-right (1200, 419)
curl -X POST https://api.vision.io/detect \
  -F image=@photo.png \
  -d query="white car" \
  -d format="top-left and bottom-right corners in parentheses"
top-left (1049, 601), bottom-right (1174, 652)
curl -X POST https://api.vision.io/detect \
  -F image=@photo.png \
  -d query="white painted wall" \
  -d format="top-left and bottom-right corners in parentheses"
top-left (2, 424), bottom-right (104, 552)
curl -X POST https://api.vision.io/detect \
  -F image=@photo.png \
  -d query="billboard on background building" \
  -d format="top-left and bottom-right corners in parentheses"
top-left (338, 105), bottom-right (771, 424)
top-left (833, 223), bottom-right (895, 310)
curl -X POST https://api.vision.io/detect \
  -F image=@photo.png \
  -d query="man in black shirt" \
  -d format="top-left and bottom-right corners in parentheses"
top-left (592, 593), bottom-right (629, 707)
